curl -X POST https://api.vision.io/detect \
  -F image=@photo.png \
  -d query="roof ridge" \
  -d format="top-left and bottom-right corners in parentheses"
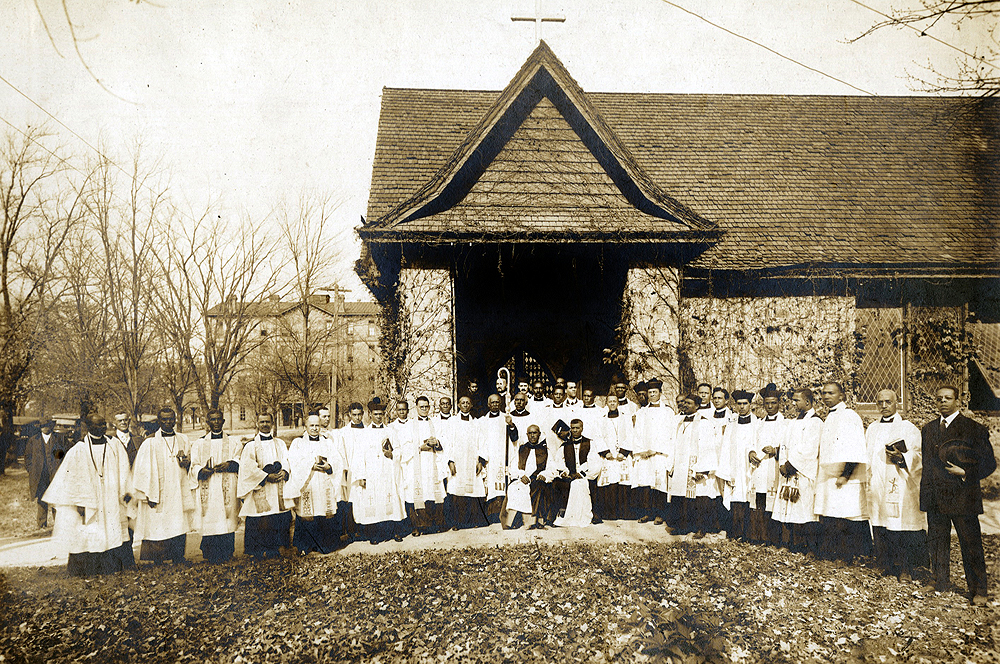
top-left (368, 41), bottom-right (715, 234)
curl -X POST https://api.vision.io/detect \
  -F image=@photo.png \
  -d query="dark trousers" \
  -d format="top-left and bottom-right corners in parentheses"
top-left (927, 512), bottom-right (988, 596)
top-left (244, 511), bottom-right (292, 558)
top-left (139, 533), bottom-right (187, 564)
top-left (819, 516), bottom-right (872, 563)
top-left (362, 520), bottom-right (408, 544)
top-left (781, 521), bottom-right (821, 556)
top-left (674, 496), bottom-right (721, 534)
top-left (749, 494), bottom-right (781, 544)
top-left (595, 484), bottom-right (631, 520)
top-left (447, 494), bottom-right (488, 530)
top-left (292, 515), bottom-right (341, 554)
top-left (528, 480), bottom-right (557, 523)
top-left (727, 501), bottom-right (750, 541)
top-left (406, 501), bottom-right (446, 534)
top-left (485, 496), bottom-right (504, 525)
top-left (872, 526), bottom-right (927, 577)
top-left (637, 487), bottom-right (669, 521)
top-left (200, 532), bottom-right (236, 563)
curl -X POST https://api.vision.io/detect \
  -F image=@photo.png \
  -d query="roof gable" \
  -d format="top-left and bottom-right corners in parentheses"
top-left (363, 41), bottom-right (715, 240)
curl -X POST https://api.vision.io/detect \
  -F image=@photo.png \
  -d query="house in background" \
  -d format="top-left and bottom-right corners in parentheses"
top-left (213, 294), bottom-right (380, 430)
top-left (357, 41), bottom-right (999, 421)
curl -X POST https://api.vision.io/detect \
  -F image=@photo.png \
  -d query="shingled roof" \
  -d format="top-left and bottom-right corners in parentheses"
top-left (363, 43), bottom-right (999, 272)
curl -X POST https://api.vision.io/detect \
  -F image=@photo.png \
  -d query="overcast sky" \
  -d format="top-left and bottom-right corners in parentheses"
top-left (3, 0), bottom-right (989, 296)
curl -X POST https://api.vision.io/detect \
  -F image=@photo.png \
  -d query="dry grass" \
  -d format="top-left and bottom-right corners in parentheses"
top-left (0, 466), bottom-right (47, 540)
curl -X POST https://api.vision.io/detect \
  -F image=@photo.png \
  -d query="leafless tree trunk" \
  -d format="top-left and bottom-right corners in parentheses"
top-left (154, 211), bottom-right (280, 412)
top-left (0, 126), bottom-right (86, 465)
top-left (268, 195), bottom-right (346, 414)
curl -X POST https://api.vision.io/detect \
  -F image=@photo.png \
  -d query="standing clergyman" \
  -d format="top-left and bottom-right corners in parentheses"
top-left (237, 412), bottom-right (292, 559)
top-left (190, 408), bottom-right (243, 563)
top-left (131, 407), bottom-right (194, 565)
top-left (44, 414), bottom-right (134, 577)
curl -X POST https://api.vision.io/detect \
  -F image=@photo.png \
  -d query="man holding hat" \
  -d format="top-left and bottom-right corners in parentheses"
top-left (920, 386), bottom-right (996, 605)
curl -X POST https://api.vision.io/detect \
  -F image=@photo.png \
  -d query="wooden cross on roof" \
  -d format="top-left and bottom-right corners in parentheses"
top-left (511, 0), bottom-right (565, 43)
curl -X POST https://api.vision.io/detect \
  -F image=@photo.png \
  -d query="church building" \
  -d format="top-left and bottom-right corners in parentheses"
top-left (357, 42), bottom-right (999, 417)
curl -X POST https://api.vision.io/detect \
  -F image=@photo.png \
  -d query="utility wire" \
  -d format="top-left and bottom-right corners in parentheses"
top-left (657, 0), bottom-right (878, 95)
top-left (845, 0), bottom-right (1000, 72)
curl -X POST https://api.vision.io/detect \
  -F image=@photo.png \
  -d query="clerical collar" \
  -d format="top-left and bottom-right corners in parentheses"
top-left (418, 416), bottom-right (429, 421)
top-left (372, 423), bottom-right (384, 428)
top-left (683, 414), bottom-right (695, 422)
top-left (570, 436), bottom-right (583, 443)
top-left (351, 423), bottom-right (364, 429)
top-left (309, 435), bottom-right (321, 441)
top-left (648, 403), bottom-right (659, 407)
top-left (488, 412), bottom-right (500, 418)
top-left (607, 410), bottom-right (619, 418)
top-left (511, 410), bottom-right (529, 416)
top-left (211, 432), bottom-right (224, 439)
top-left (89, 434), bottom-right (106, 445)
top-left (258, 434), bottom-right (273, 440)
top-left (714, 409), bottom-right (727, 418)
top-left (764, 415), bottom-right (777, 422)
top-left (461, 414), bottom-right (471, 420)
top-left (395, 419), bottom-right (407, 424)
top-left (737, 415), bottom-right (751, 424)
top-left (440, 414), bottom-right (451, 420)
top-left (566, 399), bottom-right (579, 406)
top-left (618, 398), bottom-right (628, 405)
top-left (532, 396), bottom-right (544, 401)
top-left (552, 403), bottom-right (564, 408)
top-left (161, 431), bottom-right (175, 437)
top-left (880, 414), bottom-right (896, 423)
top-left (829, 402), bottom-right (845, 412)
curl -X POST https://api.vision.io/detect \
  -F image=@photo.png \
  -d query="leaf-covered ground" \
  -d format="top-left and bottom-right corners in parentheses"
top-left (0, 467), bottom-right (48, 540)
top-left (1, 534), bottom-right (998, 664)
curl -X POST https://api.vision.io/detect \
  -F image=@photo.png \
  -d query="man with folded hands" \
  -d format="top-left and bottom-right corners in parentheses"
top-left (237, 412), bottom-right (291, 559)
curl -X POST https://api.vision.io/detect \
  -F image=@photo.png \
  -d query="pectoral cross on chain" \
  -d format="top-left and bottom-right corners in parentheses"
top-left (511, 0), bottom-right (565, 43)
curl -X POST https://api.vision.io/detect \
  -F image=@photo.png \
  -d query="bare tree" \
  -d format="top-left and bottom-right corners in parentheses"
top-left (854, 1), bottom-right (1000, 95)
top-left (75, 144), bottom-right (164, 421)
top-left (0, 126), bottom-right (86, 468)
top-left (267, 195), bottom-right (346, 414)
top-left (155, 211), bottom-right (281, 412)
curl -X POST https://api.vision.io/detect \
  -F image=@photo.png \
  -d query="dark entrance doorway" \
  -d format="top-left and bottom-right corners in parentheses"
top-left (454, 244), bottom-right (627, 394)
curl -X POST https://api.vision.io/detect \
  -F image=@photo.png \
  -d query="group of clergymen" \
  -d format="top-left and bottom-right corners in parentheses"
top-left (33, 374), bottom-right (995, 605)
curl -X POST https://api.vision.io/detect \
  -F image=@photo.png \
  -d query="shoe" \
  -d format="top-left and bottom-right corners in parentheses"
top-left (638, 516), bottom-right (650, 524)
top-left (653, 517), bottom-right (665, 526)
top-left (972, 595), bottom-right (988, 606)
top-left (412, 530), bottom-right (421, 537)
top-left (692, 531), bottom-right (705, 540)
top-left (591, 517), bottom-right (603, 525)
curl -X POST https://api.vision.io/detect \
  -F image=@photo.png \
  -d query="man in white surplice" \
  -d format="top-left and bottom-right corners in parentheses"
top-left (479, 393), bottom-right (518, 526)
top-left (190, 408), bottom-right (242, 563)
top-left (774, 388), bottom-right (822, 556)
top-left (866, 389), bottom-right (925, 580)
top-left (748, 387), bottom-right (784, 545)
top-left (443, 396), bottom-right (488, 529)
top-left (632, 378), bottom-right (674, 526)
top-left (237, 412), bottom-right (292, 559)
top-left (401, 396), bottom-right (447, 535)
top-left (815, 381), bottom-right (871, 564)
top-left (596, 389), bottom-right (635, 521)
top-left (286, 413), bottom-right (345, 555)
top-left (44, 414), bottom-right (135, 577)
top-left (349, 398), bottom-right (406, 543)
top-left (717, 390), bottom-right (758, 542)
top-left (131, 407), bottom-right (194, 565)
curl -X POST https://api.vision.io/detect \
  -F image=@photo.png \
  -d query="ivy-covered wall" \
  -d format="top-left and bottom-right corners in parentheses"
top-left (622, 265), bottom-right (681, 399)
top-left (678, 295), bottom-right (856, 395)
top-left (383, 266), bottom-right (455, 407)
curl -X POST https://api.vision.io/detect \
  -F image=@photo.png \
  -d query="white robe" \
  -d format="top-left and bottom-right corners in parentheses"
top-left (597, 411), bottom-right (634, 487)
top-left (631, 402), bottom-right (674, 492)
top-left (670, 415), bottom-right (718, 499)
top-left (774, 411), bottom-right (822, 524)
top-left (717, 415), bottom-right (758, 508)
top-left (750, 415), bottom-right (785, 510)
top-left (237, 435), bottom-right (291, 517)
top-left (190, 432), bottom-right (243, 536)
top-left (478, 412), bottom-right (514, 500)
top-left (865, 415), bottom-right (925, 531)
top-left (131, 431), bottom-right (195, 541)
top-left (44, 437), bottom-right (131, 555)
top-left (348, 424), bottom-right (405, 525)
top-left (552, 438), bottom-right (595, 527)
top-left (507, 443), bottom-right (548, 515)
top-left (285, 435), bottom-right (344, 517)
top-left (575, 405), bottom-right (606, 450)
top-left (401, 417), bottom-right (447, 504)
top-left (444, 415), bottom-right (486, 497)
top-left (336, 426), bottom-right (367, 505)
top-left (814, 403), bottom-right (868, 520)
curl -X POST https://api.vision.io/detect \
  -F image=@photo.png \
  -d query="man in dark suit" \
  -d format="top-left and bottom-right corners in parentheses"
top-left (919, 385), bottom-right (996, 606)
top-left (24, 416), bottom-right (71, 529)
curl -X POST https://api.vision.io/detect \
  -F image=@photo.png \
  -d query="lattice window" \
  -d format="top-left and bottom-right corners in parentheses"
top-left (855, 308), bottom-right (903, 403)
top-left (503, 351), bottom-right (553, 392)
top-left (971, 322), bottom-right (1000, 396)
